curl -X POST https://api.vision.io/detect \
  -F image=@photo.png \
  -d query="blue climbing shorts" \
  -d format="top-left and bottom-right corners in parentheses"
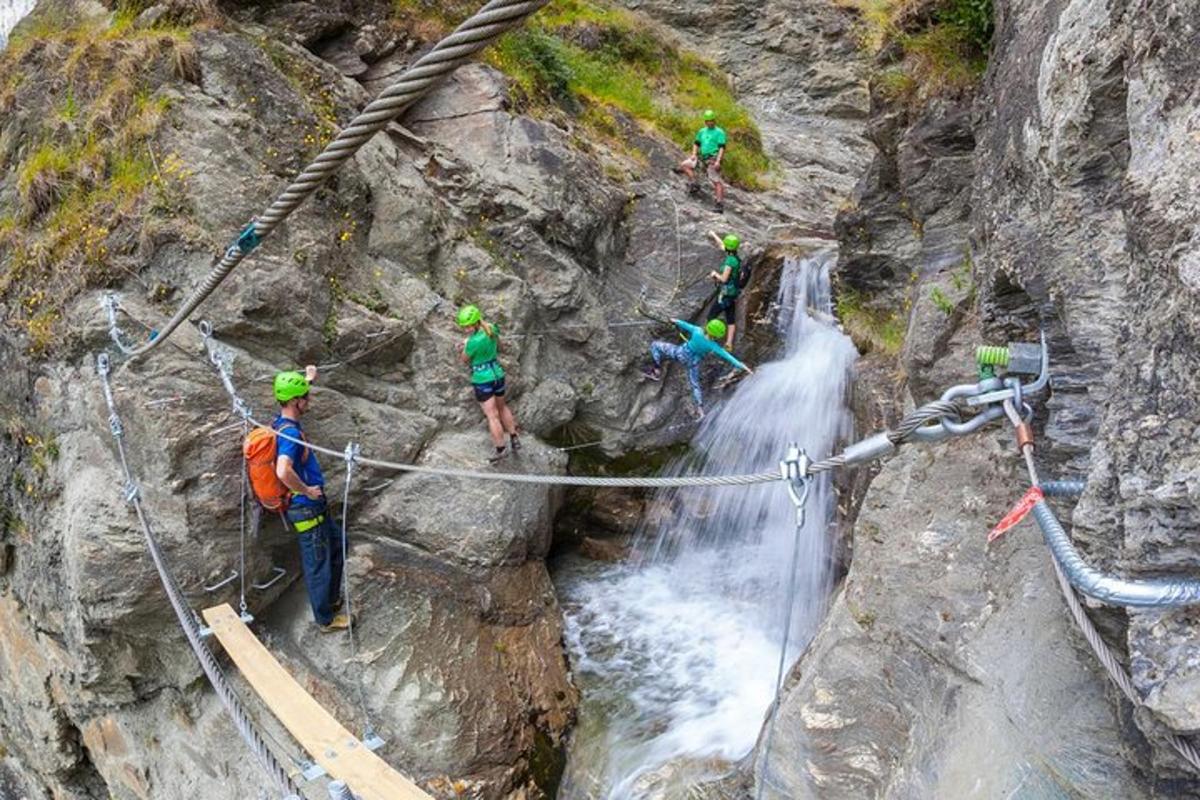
top-left (473, 377), bottom-right (507, 403)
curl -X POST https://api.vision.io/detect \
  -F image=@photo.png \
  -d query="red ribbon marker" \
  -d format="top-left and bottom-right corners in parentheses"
top-left (989, 486), bottom-right (1045, 543)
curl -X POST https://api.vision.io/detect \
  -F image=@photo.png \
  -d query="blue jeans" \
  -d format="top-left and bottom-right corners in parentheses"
top-left (286, 503), bottom-right (344, 626)
top-left (650, 340), bottom-right (703, 407)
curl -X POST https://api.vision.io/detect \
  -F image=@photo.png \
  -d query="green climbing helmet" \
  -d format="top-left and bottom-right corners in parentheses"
top-left (456, 304), bottom-right (482, 327)
top-left (703, 109), bottom-right (716, 121)
top-left (273, 371), bottom-right (310, 404)
top-left (706, 319), bottom-right (727, 339)
top-left (723, 234), bottom-right (740, 251)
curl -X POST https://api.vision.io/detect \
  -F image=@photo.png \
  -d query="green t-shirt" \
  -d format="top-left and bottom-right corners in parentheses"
top-left (720, 254), bottom-right (741, 298)
top-left (465, 326), bottom-right (504, 384)
top-left (695, 126), bottom-right (727, 159)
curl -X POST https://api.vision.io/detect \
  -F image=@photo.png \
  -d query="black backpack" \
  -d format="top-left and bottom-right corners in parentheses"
top-left (735, 256), bottom-right (752, 290)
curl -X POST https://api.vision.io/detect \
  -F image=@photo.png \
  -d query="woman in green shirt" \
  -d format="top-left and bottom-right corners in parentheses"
top-left (457, 304), bottom-right (521, 462)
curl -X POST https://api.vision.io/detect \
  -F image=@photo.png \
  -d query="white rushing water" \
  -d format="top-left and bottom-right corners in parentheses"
top-left (555, 254), bottom-right (859, 797)
top-left (0, 0), bottom-right (36, 49)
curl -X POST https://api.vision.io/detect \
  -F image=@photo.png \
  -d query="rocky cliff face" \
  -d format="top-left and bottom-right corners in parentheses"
top-left (4, 0), bottom-right (1200, 797)
top-left (0, 0), bottom-right (867, 798)
top-left (749, 0), bottom-right (1200, 797)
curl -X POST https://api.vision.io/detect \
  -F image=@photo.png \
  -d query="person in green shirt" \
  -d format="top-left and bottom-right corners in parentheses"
top-left (457, 304), bottom-right (521, 462)
top-left (706, 230), bottom-right (743, 351)
top-left (678, 109), bottom-right (728, 213)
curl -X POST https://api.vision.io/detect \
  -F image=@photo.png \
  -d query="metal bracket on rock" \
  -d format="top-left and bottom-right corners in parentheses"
top-left (251, 566), bottom-right (287, 591)
top-left (908, 330), bottom-right (1050, 443)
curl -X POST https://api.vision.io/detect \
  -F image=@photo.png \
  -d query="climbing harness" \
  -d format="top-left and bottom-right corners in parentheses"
top-left (755, 446), bottom-right (811, 800)
top-left (127, 0), bottom-right (555, 359)
top-left (96, 353), bottom-right (302, 799)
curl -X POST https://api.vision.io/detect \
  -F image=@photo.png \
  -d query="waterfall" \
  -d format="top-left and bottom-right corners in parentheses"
top-left (556, 253), bottom-right (859, 797)
top-left (1, 0), bottom-right (37, 50)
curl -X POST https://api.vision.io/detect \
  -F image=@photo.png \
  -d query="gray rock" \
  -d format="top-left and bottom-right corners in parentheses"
top-left (753, 434), bottom-right (1152, 799)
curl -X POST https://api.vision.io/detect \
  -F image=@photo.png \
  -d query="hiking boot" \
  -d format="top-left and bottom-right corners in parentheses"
top-left (320, 613), bottom-right (351, 632)
top-left (687, 182), bottom-right (700, 196)
top-left (641, 365), bottom-right (663, 381)
top-left (714, 201), bottom-right (724, 213)
top-left (510, 434), bottom-right (522, 453)
top-left (488, 446), bottom-right (510, 464)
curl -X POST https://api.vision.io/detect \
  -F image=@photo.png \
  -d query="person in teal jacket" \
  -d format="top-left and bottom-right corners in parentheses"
top-left (644, 318), bottom-right (753, 417)
top-left (457, 304), bottom-right (521, 462)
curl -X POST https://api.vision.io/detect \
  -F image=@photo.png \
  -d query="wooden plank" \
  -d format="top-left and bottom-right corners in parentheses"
top-left (201, 604), bottom-right (431, 800)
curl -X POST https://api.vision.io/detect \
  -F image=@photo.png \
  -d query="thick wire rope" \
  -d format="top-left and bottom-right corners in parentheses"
top-left (130, 0), bottom-right (553, 359)
top-left (1033, 483), bottom-right (1200, 771)
top-left (97, 353), bottom-right (301, 798)
top-left (755, 469), bottom-right (810, 800)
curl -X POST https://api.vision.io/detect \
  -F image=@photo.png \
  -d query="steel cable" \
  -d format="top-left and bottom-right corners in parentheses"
top-left (130, 0), bottom-right (552, 359)
top-left (97, 353), bottom-right (301, 798)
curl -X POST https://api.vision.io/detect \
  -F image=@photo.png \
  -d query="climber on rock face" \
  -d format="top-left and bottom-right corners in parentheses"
top-left (706, 230), bottom-right (743, 351)
top-left (272, 366), bottom-right (351, 633)
top-left (678, 109), bottom-right (727, 213)
top-left (457, 304), bottom-right (521, 462)
top-left (643, 318), bottom-right (753, 418)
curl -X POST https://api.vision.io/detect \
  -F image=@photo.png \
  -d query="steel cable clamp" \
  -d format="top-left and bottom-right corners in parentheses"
top-left (908, 330), bottom-right (1050, 443)
top-left (780, 444), bottom-right (812, 526)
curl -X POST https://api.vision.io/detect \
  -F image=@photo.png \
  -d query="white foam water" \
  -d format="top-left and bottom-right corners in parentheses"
top-left (556, 254), bottom-right (859, 798)
top-left (0, 0), bottom-right (36, 50)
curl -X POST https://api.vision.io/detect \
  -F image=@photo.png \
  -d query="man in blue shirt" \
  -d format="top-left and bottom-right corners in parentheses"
top-left (273, 366), bottom-right (350, 632)
top-left (643, 319), bottom-right (753, 417)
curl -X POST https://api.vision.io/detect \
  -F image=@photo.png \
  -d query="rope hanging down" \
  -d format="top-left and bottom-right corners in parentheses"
top-left (756, 447), bottom-right (812, 800)
top-left (129, 0), bottom-right (552, 359)
top-left (96, 353), bottom-right (302, 799)
top-left (338, 443), bottom-right (380, 746)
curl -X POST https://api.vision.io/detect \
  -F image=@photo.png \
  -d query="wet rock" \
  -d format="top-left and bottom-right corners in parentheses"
top-left (753, 430), bottom-right (1153, 799)
top-left (578, 537), bottom-right (629, 563)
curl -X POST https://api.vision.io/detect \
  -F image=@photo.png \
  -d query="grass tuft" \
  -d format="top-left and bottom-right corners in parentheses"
top-left (836, 287), bottom-right (906, 355)
top-left (396, 0), bottom-right (771, 189)
top-left (834, 0), bottom-right (993, 102)
top-left (0, 6), bottom-right (198, 354)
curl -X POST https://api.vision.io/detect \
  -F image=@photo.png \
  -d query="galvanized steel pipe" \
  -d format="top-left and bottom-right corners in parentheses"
top-left (1032, 500), bottom-right (1200, 607)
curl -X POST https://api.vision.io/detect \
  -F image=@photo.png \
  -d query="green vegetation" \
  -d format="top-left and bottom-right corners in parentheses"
top-left (835, 0), bottom-right (994, 102)
top-left (394, 0), bottom-right (770, 188)
top-left (929, 286), bottom-right (954, 314)
top-left (836, 287), bottom-right (906, 356)
top-left (929, 254), bottom-right (976, 315)
top-left (0, 7), bottom-right (198, 354)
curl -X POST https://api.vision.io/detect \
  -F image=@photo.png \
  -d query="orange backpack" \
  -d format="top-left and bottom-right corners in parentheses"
top-left (243, 420), bottom-right (307, 512)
